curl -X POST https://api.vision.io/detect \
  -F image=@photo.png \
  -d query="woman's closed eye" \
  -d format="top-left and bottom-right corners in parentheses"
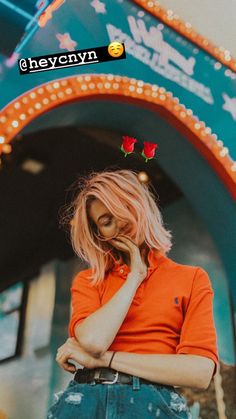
top-left (103, 219), bottom-right (112, 226)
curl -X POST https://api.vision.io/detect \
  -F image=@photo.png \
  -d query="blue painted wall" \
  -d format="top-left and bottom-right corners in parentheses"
top-left (0, 0), bottom-right (236, 158)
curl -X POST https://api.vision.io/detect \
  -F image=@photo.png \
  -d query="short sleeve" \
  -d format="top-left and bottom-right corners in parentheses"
top-left (176, 267), bottom-right (218, 378)
top-left (68, 272), bottom-right (101, 338)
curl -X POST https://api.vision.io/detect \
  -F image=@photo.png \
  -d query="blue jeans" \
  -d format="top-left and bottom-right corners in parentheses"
top-left (47, 376), bottom-right (192, 418)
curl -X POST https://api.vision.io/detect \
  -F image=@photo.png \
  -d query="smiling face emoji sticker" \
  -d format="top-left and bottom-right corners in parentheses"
top-left (108, 42), bottom-right (124, 58)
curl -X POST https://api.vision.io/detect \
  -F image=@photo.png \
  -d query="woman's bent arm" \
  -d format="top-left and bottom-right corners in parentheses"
top-left (74, 273), bottom-right (139, 356)
top-left (56, 338), bottom-right (216, 389)
top-left (99, 351), bottom-right (216, 390)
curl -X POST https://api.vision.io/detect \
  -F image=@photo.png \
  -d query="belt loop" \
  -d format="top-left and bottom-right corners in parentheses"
top-left (132, 376), bottom-right (140, 391)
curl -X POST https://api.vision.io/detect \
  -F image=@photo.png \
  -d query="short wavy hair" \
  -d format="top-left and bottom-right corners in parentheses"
top-left (60, 168), bottom-right (173, 285)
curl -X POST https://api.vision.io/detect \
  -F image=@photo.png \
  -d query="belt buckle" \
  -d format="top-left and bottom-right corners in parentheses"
top-left (102, 371), bottom-right (119, 384)
top-left (94, 369), bottom-right (119, 384)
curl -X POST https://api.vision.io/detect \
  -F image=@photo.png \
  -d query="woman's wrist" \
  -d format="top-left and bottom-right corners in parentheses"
top-left (98, 351), bottom-right (113, 367)
top-left (127, 270), bottom-right (146, 287)
top-left (108, 351), bottom-right (116, 368)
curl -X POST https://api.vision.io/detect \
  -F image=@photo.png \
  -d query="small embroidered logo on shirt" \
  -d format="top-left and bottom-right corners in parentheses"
top-left (174, 297), bottom-right (179, 305)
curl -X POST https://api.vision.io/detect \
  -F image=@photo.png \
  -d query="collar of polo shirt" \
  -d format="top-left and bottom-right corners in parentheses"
top-left (112, 248), bottom-right (167, 276)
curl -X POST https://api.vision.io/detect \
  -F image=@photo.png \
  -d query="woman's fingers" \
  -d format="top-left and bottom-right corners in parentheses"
top-left (110, 238), bottom-right (130, 252)
top-left (67, 362), bottom-right (77, 373)
top-left (63, 361), bottom-right (76, 373)
top-left (56, 348), bottom-right (76, 373)
top-left (117, 235), bottom-right (137, 246)
top-left (110, 235), bottom-right (140, 260)
top-left (114, 235), bottom-right (139, 253)
top-left (116, 235), bottom-right (137, 247)
top-left (110, 237), bottom-right (129, 246)
top-left (59, 359), bottom-right (76, 373)
top-left (114, 236), bottom-right (148, 279)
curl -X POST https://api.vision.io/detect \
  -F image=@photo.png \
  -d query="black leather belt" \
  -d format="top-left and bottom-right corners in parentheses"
top-left (74, 367), bottom-right (163, 386)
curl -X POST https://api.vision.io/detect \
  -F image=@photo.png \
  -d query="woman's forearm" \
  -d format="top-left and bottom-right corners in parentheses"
top-left (99, 351), bottom-right (215, 390)
top-left (74, 274), bottom-right (139, 356)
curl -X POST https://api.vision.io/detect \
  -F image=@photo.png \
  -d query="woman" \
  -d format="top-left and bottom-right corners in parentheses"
top-left (47, 169), bottom-right (218, 419)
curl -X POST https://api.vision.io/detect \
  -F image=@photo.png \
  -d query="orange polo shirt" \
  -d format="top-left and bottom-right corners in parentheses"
top-left (68, 249), bottom-right (218, 376)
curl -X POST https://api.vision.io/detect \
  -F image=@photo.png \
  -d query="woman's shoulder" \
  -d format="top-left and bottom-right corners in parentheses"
top-left (164, 253), bottom-right (206, 272)
top-left (163, 255), bottom-right (210, 287)
top-left (71, 267), bottom-right (94, 286)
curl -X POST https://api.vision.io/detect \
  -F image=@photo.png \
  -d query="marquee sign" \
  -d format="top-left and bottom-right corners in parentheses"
top-left (0, 0), bottom-right (235, 161)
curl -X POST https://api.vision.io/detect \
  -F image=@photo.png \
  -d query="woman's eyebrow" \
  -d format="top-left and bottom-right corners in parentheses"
top-left (97, 213), bottom-right (111, 223)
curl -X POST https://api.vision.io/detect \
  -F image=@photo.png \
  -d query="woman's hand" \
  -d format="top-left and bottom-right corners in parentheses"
top-left (56, 337), bottom-right (104, 373)
top-left (110, 235), bottom-right (148, 285)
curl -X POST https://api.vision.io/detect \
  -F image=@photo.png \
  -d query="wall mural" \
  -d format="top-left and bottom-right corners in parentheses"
top-left (0, 0), bottom-right (235, 199)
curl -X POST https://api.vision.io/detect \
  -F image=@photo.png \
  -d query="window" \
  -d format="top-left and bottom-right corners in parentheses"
top-left (0, 281), bottom-right (28, 362)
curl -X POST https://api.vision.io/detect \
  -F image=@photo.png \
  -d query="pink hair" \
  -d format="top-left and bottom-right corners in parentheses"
top-left (60, 169), bottom-right (173, 285)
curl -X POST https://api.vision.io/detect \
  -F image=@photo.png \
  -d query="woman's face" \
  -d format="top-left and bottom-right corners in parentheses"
top-left (88, 198), bottom-right (129, 242)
